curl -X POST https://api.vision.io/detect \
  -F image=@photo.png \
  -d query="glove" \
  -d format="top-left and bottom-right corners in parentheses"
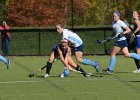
top-left (116, 33), bottom-right (123, 38)
top-left (118, 33), bottom-right (123, 38)
top-left (131, 33), bottom-right (135, 37)
top-left (106, 37), bottom-right (112, 42)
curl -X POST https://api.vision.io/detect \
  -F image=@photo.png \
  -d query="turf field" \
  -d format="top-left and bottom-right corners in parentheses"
top-left (0, 55), bottom-right (140, 100)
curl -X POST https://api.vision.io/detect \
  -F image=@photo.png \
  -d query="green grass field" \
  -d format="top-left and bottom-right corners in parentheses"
top-left (0, 55), bottom-right (140, 100)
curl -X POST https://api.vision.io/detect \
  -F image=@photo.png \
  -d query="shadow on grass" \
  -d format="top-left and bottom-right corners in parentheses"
top-left (126, 81), bottom-right (140, 82)
top-left (115, 71), bottom-right (130, 74)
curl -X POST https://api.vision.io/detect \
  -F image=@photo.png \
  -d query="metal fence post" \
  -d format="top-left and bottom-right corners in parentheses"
top-left (38, 31), bottom-right (41, 54)
top-left (104, 30), bottom-right (108, 54)
top-left (71, 0), bottom-right (74, 29)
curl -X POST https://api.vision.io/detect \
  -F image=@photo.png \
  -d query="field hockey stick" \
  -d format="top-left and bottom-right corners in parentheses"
top-left (97, 36), bottom-right (117, 44)
top-left (29, 66), bottom-right (46, 77)
top-left (72, 70), bottom-right (103, 77)
top-left (70, 69), bottom-right (82, 73)
top-left (70, 69), bottom-right (93, 76)
top-left (29, 58), bottom-right (60, 77)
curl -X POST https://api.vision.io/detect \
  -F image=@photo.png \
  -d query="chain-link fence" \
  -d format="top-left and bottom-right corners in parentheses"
top-left (0, 27), bottom-right (116, 56)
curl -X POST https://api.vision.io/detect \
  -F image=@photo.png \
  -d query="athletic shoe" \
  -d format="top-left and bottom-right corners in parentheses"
top-left (7, 60), bottom-right (10, 69)
top-left (44, 73), bottom-right (49, 78)
top-left (94, 61), bottom-right (99, 72)
top-left (60, 73), bottom-right (65, 78)
top-left (133, 69), bottom-right (140, 73)
top-left (102, 69), bottom-right (113, 75)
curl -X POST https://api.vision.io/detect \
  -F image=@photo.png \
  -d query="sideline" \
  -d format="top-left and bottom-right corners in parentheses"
top-left (0, 80), bottom-right (41, 84)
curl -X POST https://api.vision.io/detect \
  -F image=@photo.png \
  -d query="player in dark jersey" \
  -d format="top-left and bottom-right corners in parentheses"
top-left (44, 39), bottom-right (91, 78)
top-left (132, 10), bottom-right (140, 73)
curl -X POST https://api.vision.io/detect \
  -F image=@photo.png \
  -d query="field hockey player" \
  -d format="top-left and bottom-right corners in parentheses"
top-left (131, 10), bottom-right (140, 73)
top-left (56, 24), bottom-right (99, 72)
top-left (103, 11), bottom-right (140, 74)
top-left (44, 39), bottom-right (91, 78)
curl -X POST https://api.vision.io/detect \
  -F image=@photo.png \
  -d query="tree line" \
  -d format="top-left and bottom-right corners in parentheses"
top-left (0, 0), bottom-right (140, 27)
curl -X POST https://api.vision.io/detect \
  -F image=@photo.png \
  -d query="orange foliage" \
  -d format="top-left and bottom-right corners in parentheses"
top-left (4, 0), bottom-right (84, 27)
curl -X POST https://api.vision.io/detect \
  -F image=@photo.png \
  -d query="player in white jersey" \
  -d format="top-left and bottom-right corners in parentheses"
top-left (62, 29), bottom-right (83, 47)
top-left (56, 24), bottom-right (99, 72)
top-left (103, 11), bottom-right (140, 74)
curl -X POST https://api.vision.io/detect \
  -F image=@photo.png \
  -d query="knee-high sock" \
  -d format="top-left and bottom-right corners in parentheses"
top-left (82, 58), bottom-right (97, 67)
top-left (75, 65), bottom-right (87, 77)
top-left (134, 59), bottom-right (140, 69)
top-left (46, 61), bottom-right (52, 75)
top-left (75, 65), bottom-right (86, 73)
top-left (130, 53), bottom-right (140, 60)
top-left (108, 56), bottom-right (116, 71)
top-left (0, 55), bottom-right (8, 64)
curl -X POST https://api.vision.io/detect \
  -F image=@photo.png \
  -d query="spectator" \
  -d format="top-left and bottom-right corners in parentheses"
top-left (0, 21), bottom-right (10, 55)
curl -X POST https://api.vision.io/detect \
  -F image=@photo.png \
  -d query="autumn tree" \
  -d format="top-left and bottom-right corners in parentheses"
top-left (1, 0), bottom-right (140, 27)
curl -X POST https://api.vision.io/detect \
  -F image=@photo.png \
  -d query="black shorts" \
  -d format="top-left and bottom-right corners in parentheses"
top-left (115, 40), bottom-right (128, 48)
top-left (135, 36), bottom-right (140, 49)
top-left (72, 44), bottom-right (84, 52)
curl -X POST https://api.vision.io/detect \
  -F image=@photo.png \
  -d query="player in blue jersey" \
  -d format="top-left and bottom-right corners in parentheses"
top-left (44, 39), bottom-right (91, 78)
top-left (103, 11), bottom-right (140, 74)
top-left (56, 24), bottom-right (99, 72)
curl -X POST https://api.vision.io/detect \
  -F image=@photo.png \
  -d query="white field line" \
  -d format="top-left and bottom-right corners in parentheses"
top-left (0, 80), bottom-right (41, 84)
top-left (0, 77), bottom-right (140, 84)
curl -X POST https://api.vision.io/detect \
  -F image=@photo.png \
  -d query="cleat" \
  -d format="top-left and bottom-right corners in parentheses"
top-left (102, 69), bottom-right (113, 75)
top-left (60, 73), bottom-right (64, 78)
top-left (44, 73), bottom-right (49, 78)
top-left (133, 69), bottom-right (140, 73)
top-left (7, 60), bottom-right (10, 69)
